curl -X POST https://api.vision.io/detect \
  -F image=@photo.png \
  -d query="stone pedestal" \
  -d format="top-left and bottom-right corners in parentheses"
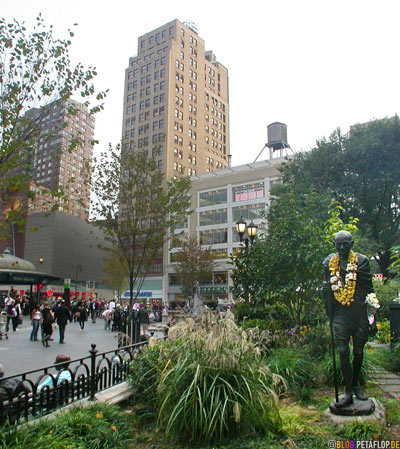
top-left (323, 398), bottom-right (385, 426)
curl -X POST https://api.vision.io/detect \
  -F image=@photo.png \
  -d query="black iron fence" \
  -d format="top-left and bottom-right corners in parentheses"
top-left (0, 341), bottom-right (148, 424)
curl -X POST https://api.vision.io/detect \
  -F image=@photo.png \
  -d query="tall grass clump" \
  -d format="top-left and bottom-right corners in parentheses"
top-left (266, 347), bottom-right (316, 401)
top-left (154, 313), bottom-right (284, 444)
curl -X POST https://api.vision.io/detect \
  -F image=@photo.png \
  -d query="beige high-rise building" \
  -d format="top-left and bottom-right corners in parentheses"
top-left (121, 19), bottom-right (230, 179)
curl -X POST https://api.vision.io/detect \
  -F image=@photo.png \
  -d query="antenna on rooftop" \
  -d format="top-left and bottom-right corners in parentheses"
top-left (183, 20), bottom-right (199, 34)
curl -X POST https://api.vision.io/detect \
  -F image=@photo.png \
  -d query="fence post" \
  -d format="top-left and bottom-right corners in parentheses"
top-left (89, 343), bottom-right (98, 401)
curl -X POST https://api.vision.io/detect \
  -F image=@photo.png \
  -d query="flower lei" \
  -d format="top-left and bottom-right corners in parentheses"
top-left (329, 250), bottom-right (358, 306)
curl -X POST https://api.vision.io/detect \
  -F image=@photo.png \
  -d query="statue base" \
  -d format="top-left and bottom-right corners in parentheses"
top-left (323, 398), bottom-right (385, 426)
top-left (329, 397), bottom-right (375, 416)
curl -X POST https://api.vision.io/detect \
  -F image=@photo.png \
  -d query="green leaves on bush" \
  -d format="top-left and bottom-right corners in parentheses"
top-left (0, 403), bottom-right (133, 449)
top-left (129, 317), bottom-right (284, 444)
top-left (267, 347), bottom-right (316, 401)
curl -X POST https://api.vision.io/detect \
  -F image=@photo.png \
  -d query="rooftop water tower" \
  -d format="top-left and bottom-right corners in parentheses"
top-left (254, 122), bottom-right (290, 162)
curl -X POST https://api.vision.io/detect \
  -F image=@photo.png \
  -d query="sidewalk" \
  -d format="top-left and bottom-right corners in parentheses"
top-left (371, 367), bottom-right (400, 400)
top-left (369, 343), bottom-right (400, 400)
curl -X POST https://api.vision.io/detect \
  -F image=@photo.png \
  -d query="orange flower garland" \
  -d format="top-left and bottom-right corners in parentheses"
top-left (329, 250), bottom-right (358, 306)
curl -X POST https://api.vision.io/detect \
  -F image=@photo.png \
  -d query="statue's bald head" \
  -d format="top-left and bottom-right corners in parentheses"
top-left (334, 231), bottom-right (354, 258)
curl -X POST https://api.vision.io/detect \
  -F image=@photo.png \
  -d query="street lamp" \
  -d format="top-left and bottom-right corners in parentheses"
top-left (235, 217), bottom-right (258, 247)
top-left (75, 264), bottom-right (82, 296)
top-left (38, 258), bottom-right (44, 265)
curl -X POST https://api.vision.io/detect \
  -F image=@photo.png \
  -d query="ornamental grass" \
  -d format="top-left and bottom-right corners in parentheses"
top-left (150, 312), bottom-right (284, 444)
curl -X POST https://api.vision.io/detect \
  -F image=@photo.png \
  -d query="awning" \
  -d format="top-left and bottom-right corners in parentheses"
top-left (0, 269), bottom-right (61, 285)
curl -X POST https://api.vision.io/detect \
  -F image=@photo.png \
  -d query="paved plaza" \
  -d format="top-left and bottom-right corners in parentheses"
top-left (0, 315), bottom-right (118, 377)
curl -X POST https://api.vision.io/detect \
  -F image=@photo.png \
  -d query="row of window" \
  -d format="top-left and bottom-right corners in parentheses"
top-left (199, 183), bottom-right (265, 207)
top-left (140, 27), bottom-right (172, 49)
top-left (173, 149), bottom-right (197, 164)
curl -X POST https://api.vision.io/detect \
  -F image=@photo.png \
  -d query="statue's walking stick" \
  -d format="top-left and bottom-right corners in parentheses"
top-left (329, 306), bottom-right (339, 403)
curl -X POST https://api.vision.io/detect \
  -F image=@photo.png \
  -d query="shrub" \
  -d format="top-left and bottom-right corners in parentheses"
top-left (155, 315), bottom-right (284, 444)
top-left (127, 343), bottom-right (163, 418)
top-left (300, 322), bottom-right (332, 361)
top-left (0, 403), bottom-right (133, 449)
top-left (369, 343), bottom-right (400, 374)
top-left (267, 347), bottom-right (316, 401)
top-left (373, 278), bottom-right (400, 322)
top-left (337, 420), bottom-right (386, 440)
top-left (376, 319), bottom-right (391, 344)
top-left (321, 348), bottom-right (373, 387)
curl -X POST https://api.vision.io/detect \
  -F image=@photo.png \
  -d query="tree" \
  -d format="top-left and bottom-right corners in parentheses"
top-left (103, 246), bottom-right (128, 301)
top-left (0, 15), bottom-right (106, 237)
top-left (280, 117), bottom-right (400, 277)
top-left (231, 189), bottom-right (330, 328)
top-left (175, 235), bottom-right (215, 300)
top-left (89, 145), bottom-right (191, 311)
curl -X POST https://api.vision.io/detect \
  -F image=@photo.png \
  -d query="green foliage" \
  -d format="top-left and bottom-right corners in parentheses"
top-left (369, 344), bottom-right (400, 373)
top-left (231, 189), bottom-right (330, 328)
top-left (376, 320), bottom-right (391, 344)
top-left (299, 322), bottom-right (332, 361)
top-left (103, 246), bottom-right (128, 300)
top-left (240, 318), bottom-right (271, 332)
top-left (337, 420), bottom-right (386, 440)
top-left (0, 16), bottom-right (106, 236)
top-left (127, 344), bottom-right (163, 418)
top-left (267, 347), bottom-right (316, 401)
top-left (324, 200), bottom-right (359, 247)
top-left (147, 318), bottom-right (283, 444)
top-left (322, 350), bottom-right (373, 387)
top-left (175, 235), bottom-right (215, 298)
top-left (381, 396), bottom-right (400, 428)
top-left (389, 245), bottom-right (400, 277)
top-left (89, 146), bottom-right (191, 305)
top-left (280, 118), bottom-right (400, 277)
top-left (0, 403), bottom-right (133, 449)
top-left (373, 278), bottom-right (400, 321)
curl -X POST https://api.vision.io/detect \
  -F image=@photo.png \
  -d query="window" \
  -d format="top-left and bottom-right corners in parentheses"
top-left (199, 208), bottom-right (227, 226)
top-left (199, 189), bottom-right (227, 207)
top-left (199, 228), bottom-right (228, 245)
top-left (232, 182), bottom-right (265, 202)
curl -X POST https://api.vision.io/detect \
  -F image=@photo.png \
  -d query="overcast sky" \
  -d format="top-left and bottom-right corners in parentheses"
top-left (3, 0), bottom-right (400, 166)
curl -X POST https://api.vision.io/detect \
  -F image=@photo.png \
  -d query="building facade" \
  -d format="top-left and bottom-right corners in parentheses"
top-left (27, 99), bottom-right (95, 220)
top-left (121, 19), bottom-right (230, 179)
top-left (120, 19), bottom-right (230, 298)
top-left (164, 158), bottom-right (285, 305)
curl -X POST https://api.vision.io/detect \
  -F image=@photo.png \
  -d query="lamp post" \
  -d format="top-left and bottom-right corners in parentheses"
top-left (75, 264), bottom-right (82, 297)
top-left (235, 217), bottom-right (258, 247)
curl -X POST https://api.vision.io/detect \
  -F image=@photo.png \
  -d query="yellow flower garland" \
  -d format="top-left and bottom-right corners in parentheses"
top-left (329, 250), bottom-right (358, 306)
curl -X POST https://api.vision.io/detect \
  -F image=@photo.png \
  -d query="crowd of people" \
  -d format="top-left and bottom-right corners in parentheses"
top-left (0, 288), bottom-right (162, 346)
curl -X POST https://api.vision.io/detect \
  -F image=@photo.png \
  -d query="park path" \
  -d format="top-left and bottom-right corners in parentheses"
top-left (371, 366), bottom-right (400, 400)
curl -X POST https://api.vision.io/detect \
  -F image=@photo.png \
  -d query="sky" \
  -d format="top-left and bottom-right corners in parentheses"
top-left (3, 0), bottom-right (400, 166)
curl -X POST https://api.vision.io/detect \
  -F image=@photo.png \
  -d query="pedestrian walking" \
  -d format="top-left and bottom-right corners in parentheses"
top-left (54, 299), bottom-right (71, 344)
top-left (77, 302), bottom-right (88, 331)
top-left (41, 301), bottom-right (54, 347)
top-left (30, 303), bottom-right (41, 341)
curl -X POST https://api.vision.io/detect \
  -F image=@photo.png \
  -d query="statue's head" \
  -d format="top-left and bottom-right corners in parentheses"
top-left (334, 231), bottom-right (354, 258)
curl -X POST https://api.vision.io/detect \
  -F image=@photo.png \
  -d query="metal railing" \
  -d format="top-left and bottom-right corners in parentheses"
top-left (0, 341), bottom-right (148, 424)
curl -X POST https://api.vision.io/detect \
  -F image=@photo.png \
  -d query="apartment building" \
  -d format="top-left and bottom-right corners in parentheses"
top-left (121, 19), bottom-right (230, 179)
top-left (26, 99), bottom-right (95, 220)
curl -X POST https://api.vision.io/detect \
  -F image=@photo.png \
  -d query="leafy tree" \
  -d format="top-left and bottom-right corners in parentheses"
top-left (280, 117), bottom-right (400, 277)
top-left (174, 235), bottom-right (215, 299)
top-left (231, 189), bottom-right (330, 328)
top-left (0, 15), bottom-right (106, 237)
top-left (103, 246), bottom-right (128, 301)
top-left (88, 145), bottom-right (191, 311)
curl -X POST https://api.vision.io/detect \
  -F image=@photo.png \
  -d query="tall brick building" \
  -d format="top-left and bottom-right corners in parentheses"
top-left (121, 19), bottom-right (230, 179)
